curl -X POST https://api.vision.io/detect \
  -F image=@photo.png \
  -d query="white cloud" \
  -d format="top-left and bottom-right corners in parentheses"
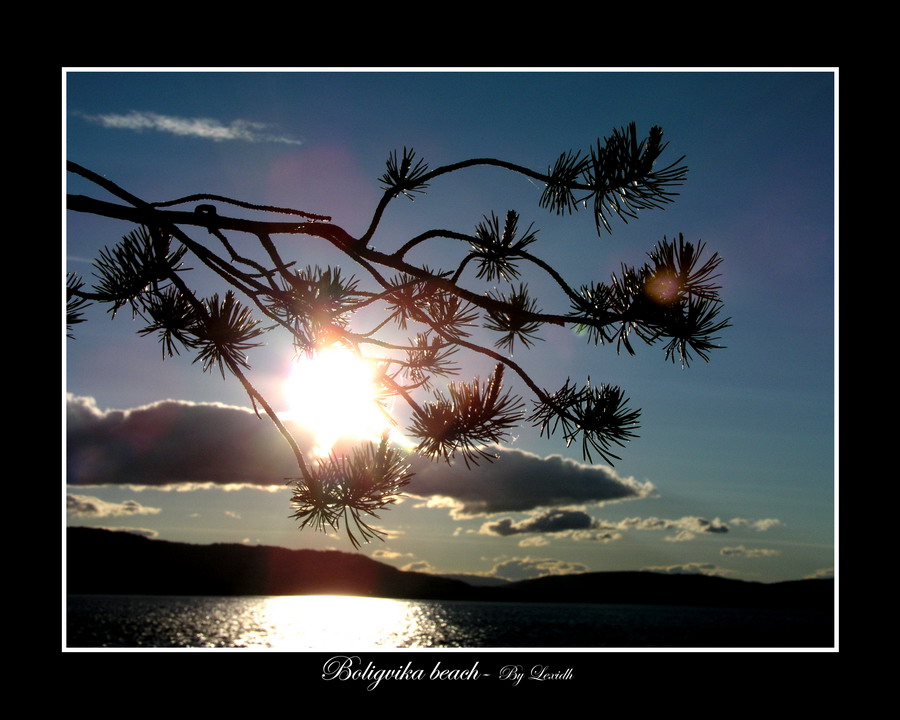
top-left (590, 516), bottom-right (783, 543)
top-left (67, 494), bottom-right (161, 518)
top-left (641, 563), bottom-right (732, 577)
top-left (570, 530), bottom-right (622, 543)
top-left (805, 568), bottom-right (834, 579)
top-left (486, 556), bottom-right (590, 581)
top-left (598, 515), bottom-right (729, 542)
top-left (617, 516), bottom-right (729, 537)
top-left (517, 536), bottom-right (551, 547)
top-left (372, 549), bottom-right (411, 560)
top-left (75, 110), bottom-right (303, 145)
top-left (372, 527), bottom-right (405, 540)
top-left (729, 518), bottom-right (784, 532)
top-left (664, 530), bottom-right (696, 543)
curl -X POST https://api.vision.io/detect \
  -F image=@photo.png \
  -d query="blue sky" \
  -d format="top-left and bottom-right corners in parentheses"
top-left (65, 69), bottom-right (835, 584)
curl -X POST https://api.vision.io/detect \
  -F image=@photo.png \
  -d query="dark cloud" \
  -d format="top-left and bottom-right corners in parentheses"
top-left (408, 448), bottom-right (655, 516)
top-left (67, 395), bottom-right (301, 487)
top-left (66, 397), bottom-right (655, 519)
top-left (482, 509), bottom-right (595, 536)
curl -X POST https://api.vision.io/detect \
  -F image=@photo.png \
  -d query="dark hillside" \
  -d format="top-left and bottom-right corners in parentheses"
top-left (67, 527), bottom-right (833, 615)
top-left (66, 526), bottom-right (474, 600)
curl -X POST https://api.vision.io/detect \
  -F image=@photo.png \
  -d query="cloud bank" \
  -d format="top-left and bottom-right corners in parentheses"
top-left (476, 511), bottom-right (756, 546)
top-left (75, 110), bottom-right (303, 145)
top-left (66, 397), bottom-right (655, 521)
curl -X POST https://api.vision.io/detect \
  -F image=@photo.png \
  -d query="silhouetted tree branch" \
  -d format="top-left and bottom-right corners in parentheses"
top-left (66, 122), bottom-right (729, 548)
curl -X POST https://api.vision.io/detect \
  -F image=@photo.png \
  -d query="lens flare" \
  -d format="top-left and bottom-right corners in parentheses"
top-left (644, 271), bottom-right (681, 305)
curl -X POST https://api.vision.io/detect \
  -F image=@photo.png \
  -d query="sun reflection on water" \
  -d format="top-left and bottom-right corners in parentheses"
top-left (67, 594), bottom-right (483, 649)
top-left (67, 594), bottom-right (829, 649)
top-left (258, 595), bottom-right (432, 650)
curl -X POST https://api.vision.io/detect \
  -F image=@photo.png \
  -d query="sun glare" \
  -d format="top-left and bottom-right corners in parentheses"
top-left (284, 345), bottom-right (394, 456)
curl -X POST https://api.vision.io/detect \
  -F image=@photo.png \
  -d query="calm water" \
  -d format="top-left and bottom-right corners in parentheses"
top-left (66, 595), bottom-right (832, 649)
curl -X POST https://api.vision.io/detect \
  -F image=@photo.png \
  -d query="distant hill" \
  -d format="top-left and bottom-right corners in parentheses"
top-left (440, 573), bottom-right (513, 587)
top-left (66, 527), bottom-right (833, 613)
top-left (66, 526), bottom-right (474, 601)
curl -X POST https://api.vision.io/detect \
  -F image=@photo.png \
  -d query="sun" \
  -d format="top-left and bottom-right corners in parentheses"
top-left (283, 345), bottom-right (394, 457)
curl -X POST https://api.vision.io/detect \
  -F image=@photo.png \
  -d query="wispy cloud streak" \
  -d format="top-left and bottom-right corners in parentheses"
top-left (720, 545), bottom-right (781, 558)
top-left (76, 110), bottom-right (303, 145)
